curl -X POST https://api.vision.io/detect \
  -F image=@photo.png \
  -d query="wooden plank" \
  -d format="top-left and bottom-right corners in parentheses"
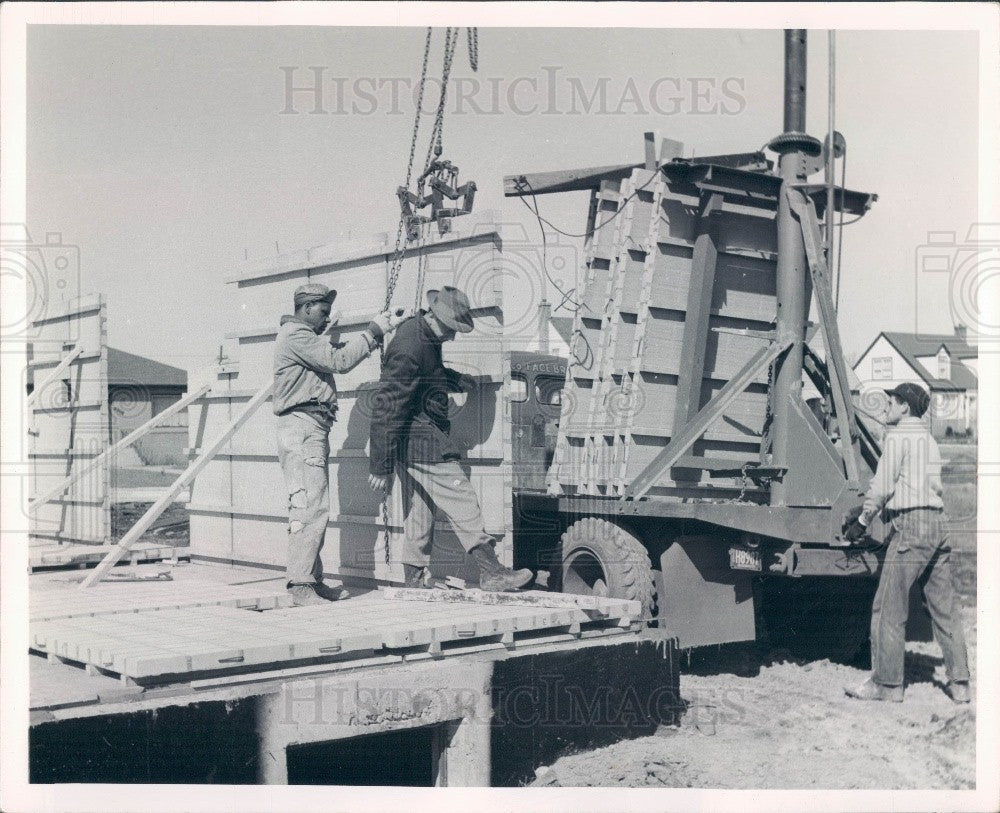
top-left (25, 345), bottom-right (84, 410)
top-left (80, 384), bottom-right (273, 588)
top-left (504, 163), bottom-right (643, 197)
top-left (672, 193), bottom-right (724, 434)
top-left (623, 339), bottom-right (792, 499)
top-left (30, 384), bottom-right (211, 512)
top-left (381, 586), bottom-right (639, 618)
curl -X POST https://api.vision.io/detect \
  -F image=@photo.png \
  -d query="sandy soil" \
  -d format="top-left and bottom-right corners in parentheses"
top-left (530, 602), bottom-right (977, 789)
top-left (530, 455), bottom-right (979, 791)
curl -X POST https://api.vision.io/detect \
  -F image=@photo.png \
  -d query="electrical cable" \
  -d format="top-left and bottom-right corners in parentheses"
top-left (520, 180), bottom-right (582, 311)
top-left (512, 167), bottom-right (662, 240)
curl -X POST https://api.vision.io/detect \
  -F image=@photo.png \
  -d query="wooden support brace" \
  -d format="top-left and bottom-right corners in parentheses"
top-left (673, 192), bottom-right (724, 435)
top-left (26, 345), bottom-right (85, 411)
top-left (623, 339), bottom-right (794, 499)
top-left (79, 383), bottom-right (272, 588)
top-left (30, 383), bottom-right (212, 512)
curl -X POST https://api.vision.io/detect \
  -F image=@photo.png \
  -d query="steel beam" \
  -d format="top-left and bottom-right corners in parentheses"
top-left (787, 186), bottom-right (862, 483)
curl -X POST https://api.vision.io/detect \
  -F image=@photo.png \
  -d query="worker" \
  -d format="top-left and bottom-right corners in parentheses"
top-left (367, 285), bottom-right (534, 592)
top-left (843, 382), bottom-right (970, 703)
top-left (274, 282), bottom-right (405, 606)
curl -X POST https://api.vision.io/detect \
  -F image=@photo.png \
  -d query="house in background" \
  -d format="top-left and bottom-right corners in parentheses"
top-left (107, 348), bottom-right (188, 465)
top-left (852, 325), bottom-right (977, 438)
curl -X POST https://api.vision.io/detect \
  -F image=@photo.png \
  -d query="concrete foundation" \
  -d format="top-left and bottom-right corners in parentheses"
top-left (31, 634), bottom-right (678, 786)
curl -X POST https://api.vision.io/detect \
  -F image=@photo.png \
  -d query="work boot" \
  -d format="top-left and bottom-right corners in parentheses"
top-left (288, 584), bottom-right (328, 607)
top-left (313, 581), bottom-right (351, 601)
top-left (844, 677), bottom-right (904, 703)
top-left (403, 564), bottom-right (428, 589)
top-left (945, 681), bottom-right (972, 704)
top-left (470, 543), bottom-right (533, 592)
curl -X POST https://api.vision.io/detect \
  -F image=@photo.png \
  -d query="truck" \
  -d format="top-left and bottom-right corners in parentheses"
top-left (184, 30), bottom-right (889, 660)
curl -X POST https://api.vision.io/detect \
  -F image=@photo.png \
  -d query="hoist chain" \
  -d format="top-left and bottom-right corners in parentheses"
top-left (385, 27), bottom-right (433, 312)
top-left (425, 27), bottom-right (459, 167)
top-left (467, 27), bottom-right (478, 72)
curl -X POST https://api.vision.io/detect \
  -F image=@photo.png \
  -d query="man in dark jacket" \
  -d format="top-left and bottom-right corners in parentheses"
top-left (275, 282), bottom-right (405, 606)
top-left (368, 286), bottom-right (533, 591)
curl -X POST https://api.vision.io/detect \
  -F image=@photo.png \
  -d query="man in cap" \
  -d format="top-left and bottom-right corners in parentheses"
top-left (368, 285), bottom-right (534, 592)
top-left (843, 382), bottom-right (970, 703)
top-left (274, 282), bottom-right (406, 606)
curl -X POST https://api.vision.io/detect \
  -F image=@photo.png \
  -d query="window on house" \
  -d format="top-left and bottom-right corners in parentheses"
top-left (937, 348), bottom-right (950, 380)
top-left (872, 357), bottom-right (892, 380)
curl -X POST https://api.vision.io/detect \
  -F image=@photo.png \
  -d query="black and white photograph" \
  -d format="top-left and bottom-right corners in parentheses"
top-left (1, 3), bottom-right (997, 811)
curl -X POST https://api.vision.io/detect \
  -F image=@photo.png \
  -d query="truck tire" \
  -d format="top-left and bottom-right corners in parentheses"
top-left (559, 517), bottom-right (656, 620)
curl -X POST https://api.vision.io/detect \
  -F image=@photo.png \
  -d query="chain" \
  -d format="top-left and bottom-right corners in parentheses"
top-left (425, 27), bottom-right (459, 168)
top-left (413, 225), bottom-right (429, 311)
top-left (385, 27), bottom-right (434, 312)
top-left (737, 463), bottom-right (750, 502)
top-left (467, 27), bottom-right (478, 72)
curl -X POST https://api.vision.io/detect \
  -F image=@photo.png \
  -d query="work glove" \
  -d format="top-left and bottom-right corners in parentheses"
top-left (368, 308), bottom-right (411, 342)
top-left (842, 504), bottom-right (867, 543)
top-left (844, 520), bottom-right (868, 543)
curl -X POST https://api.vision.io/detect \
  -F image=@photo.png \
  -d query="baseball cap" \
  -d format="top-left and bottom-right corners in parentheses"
top-left (294, 283), bottom-right (337, 307)
top-left (885, 382), bottom-right (930, 418)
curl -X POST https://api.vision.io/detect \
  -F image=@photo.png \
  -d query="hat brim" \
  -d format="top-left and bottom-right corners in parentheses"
top-left (427, 290), bottom-right (474, 333)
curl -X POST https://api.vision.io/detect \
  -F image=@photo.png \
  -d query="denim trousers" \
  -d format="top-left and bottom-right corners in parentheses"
top-left (276, 410), bottom-right (332, 586)
top-left (871, 508), bottom-right (970, 687)
top-left (397, 459), bottom-right (494, 567)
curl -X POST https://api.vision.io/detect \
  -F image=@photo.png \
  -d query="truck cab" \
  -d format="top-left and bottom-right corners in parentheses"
top-left (508, 351), bottom-right (567, 492)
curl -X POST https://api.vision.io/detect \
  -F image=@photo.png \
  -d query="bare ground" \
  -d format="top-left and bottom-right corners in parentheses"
top-left (531, 465), bottom-right (979, 790)
top-left (532, 603), bottom-right (976, 789)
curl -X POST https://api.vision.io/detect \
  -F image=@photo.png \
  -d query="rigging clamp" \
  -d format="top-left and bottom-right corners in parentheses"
top-left (397, 157), bottom-right (477, 240)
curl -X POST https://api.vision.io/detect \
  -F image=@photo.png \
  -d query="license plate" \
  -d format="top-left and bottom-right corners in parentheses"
top-left (729, 545), bottom-right (762, 572)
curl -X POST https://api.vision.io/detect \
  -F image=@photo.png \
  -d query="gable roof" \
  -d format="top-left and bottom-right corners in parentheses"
top-left (882, 331), bottom-right (977, 359)
top-left (855, 331), bottom-right (978, 391)
top-left (107, 348), bottom-right (187, 388)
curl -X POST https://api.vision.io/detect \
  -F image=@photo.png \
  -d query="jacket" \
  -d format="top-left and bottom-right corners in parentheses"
top-left (272, 316), bottom-right (377, 416)
top-left (368, 312), bottom-right (463, 476)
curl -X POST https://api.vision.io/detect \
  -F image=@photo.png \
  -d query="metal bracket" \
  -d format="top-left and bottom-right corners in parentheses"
top-left (398, 158), bottom-right (477, 240)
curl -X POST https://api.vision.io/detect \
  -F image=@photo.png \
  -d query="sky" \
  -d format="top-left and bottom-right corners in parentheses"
top-left (26, 25), bottom-right (980, 372)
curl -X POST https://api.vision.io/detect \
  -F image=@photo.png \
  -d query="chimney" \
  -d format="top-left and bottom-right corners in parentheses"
top-left (537, 299), bottom-right (551, 353)
top-left (954, 324), bottom-right (967, 340)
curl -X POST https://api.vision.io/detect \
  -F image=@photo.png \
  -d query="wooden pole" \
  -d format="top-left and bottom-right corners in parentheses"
top-left (30, 383), bottom-right (212, 513)
top-left (80, 383), bottom-right (273, 588)
top-left (25, 345), bottom-right (84, 410)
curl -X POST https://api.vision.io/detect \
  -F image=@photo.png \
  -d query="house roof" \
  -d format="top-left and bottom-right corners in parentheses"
top-left (882, 331), bottom-right (977, 360)
top-left (107, 348), bottom-right (187, 388)
top-left (855, 331), bottom-right (978, 391)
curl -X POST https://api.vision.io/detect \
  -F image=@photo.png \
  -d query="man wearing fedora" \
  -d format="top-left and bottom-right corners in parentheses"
top-left (274, 282), bottom-right (405, 606)
top-left (368, 285), bottom-right (534, 592)
top-left (843, 382), bottom-right (971, 704)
